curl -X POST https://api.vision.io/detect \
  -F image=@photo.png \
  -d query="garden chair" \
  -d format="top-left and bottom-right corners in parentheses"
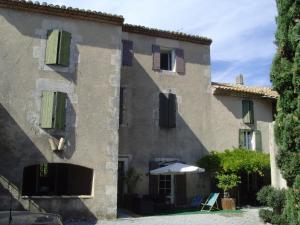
top-left (190, 195), bottom-right (203, 209)
top-left (200, 193), bottom-right (220, 211)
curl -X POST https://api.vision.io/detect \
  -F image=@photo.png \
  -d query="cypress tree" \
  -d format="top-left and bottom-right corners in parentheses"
top-left (270, 0), bottom-right (300, 186)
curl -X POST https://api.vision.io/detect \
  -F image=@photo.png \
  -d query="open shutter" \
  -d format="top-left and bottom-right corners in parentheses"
top-left (255, 130), bottom-right (262, 151)
top-left (152, 45), bottom-right (161, 71)
top-left (40, 91), bottom-right (55, 128)
top-left (122, 40), bottom-right (133, 66)
top-left (175, 174), bottom-right (187, 205)
top-left (249, 100), bottom-right (254, 124)
top-left (159, 93), bottom-right (169, 128)
top-left (54, 92), bottom-right (66, 130)
top-left (149, 161), bottom-right (159, 198)
top-left (239, 129), bottom-right (245, 148)
top-left (58, 30), bottom-right (71, 66)
top-left (45, 29), bottom-right (60, 65)
top-left (168, 93), bottom-right (177, 128)
top-left (175, 49), bottom-right (185, 75)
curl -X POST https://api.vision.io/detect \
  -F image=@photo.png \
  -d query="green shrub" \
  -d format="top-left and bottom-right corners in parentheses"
top-left (257, 186), bottom-right (286, 213)
top-left (216, 173), bottom-right (241, 197)
top-left (259, 209), bottom-right (273, 223)
top-left (257, 186), bottom-right (274, 205)
top-left (284, 175), bottom-right (300, 225)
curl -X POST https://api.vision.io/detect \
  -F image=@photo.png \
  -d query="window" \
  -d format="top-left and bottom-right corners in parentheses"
top-left (22, 163), bottom-right (93, 196)
top-left (40, 91), bottom-right (67, 130)
top-left (45, 29), bottom-right (71, 67)
top-left (239, 129), bottom-right (262, 150)
top-left (159, 175), bottom-right (171, 196)
top-left (242, 100), bottom-right (254, 124)
top-left (160, 49), bottom-right (174, 71)
top-left (152, 45), bottom-right (185, 74)
top-left (159, 93), bottom-right (177, 128)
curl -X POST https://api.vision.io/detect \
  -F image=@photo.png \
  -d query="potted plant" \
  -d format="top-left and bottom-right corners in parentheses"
top-left (123, 167), bottom-right (141, 210)
top-left (216, 173), bottom-right (241, 210)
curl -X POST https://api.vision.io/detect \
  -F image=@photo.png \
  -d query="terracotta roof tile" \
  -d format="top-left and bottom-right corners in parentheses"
top-left (0, 0), bottom-right (124, 25)
top-left (211, 82), bottom-right (278, 99)
top-left (123, 24), bottom-right (212, 45)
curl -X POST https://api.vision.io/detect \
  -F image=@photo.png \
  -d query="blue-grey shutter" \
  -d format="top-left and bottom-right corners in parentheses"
top-left (122, 40), bottom-right (133, 66)
top-left (242, 100), bottom-right (254, 124)
top-left (149, 161), bottom-right (159, 198)
top-left (168, 93), bottom-right (177, 128)
top-left (159, 93), bottom-right (169, 128)
top-left (152, 45), bottom-right (161, 71)
top-left (175, 48), bottom-right (185, 75)
top-left (119, 87), bottom-right (124, 125)
top-left (54, 92), bottom-right (66, 130)
top-left (239, 129), bottom-right (245, 148)
top-left (255, 130), bottom-right (262, 151)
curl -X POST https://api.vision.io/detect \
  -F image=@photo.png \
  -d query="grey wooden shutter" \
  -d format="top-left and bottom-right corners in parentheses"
top-left (249, 100), bottom-right (254, 124)
top-left (40, 91), bottom-right (55, 128)
top-left (54, 92), bottom-right (66, 130)
top-left (255, 130), bottom-right (262, 151)
top-left (45, 29), bottom-right (60, 65)
top-left (152, 45), bottom-right (161, 71)
top-left (175, 174), bottom-right (187, 205)
top-left (149, 161), bottom-right (159, 198)
top-left (122, 40), bottom-right (133, 66)
top-left (242, 100), bottom-right (253, 124)
top-left (239, 129), bottom-right (245, 148)
top-left (58, 30), bottom-right (71, 67)
top-left (168, 93), bottom-right (177, 128)
top-left (175, 49), bottom-right (185, 75)
top-left (159, 93), bottom-right (169, 128)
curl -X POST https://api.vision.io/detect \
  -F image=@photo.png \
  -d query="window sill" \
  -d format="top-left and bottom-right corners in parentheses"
top-left (22, 195), bottom-right (93, 199)
top-left (159, 70), bottom-right (177, 76)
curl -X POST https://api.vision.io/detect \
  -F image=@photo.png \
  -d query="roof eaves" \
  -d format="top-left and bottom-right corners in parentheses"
top-left (0, 0), bottom-right (124, 26)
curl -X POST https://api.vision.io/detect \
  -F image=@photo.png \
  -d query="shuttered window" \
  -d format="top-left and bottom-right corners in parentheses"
top-left (122, 40), bottom-right (133, 66)
top-left (175, 48), bottom-right (185, 75)
top-left (45, 29), bottom-right (71, 67)
top-left (159, 93), bottom-right (177, 128)
top-left (239, 129), bottom-right (262, 151)
top-left (242, 100), bottom-right (254, 124)
top-left (40, 91), bottom-right (67, 130)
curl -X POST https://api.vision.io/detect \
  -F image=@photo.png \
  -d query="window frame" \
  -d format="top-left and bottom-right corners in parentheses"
top-left (160, 48), bottom-right (176, 72)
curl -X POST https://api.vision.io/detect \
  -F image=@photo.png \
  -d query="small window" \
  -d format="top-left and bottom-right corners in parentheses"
top-left (159, 175), bottom-right (171, 196)
top-left (22, 163), bottom-right (93, 196)
top-left (40, 91), bottom-right (67, 130)
top-left (160, 49), bottom-right (174, 71)
top-left (239, 129), bottom-right (262, 150)
top-left (45, 29), bottom-right (71, 67)
top-left (242, 100), bottom-right (254, 124)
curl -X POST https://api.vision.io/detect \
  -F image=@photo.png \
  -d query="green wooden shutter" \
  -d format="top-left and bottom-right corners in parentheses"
top-left (242, 100), bottom-right (254, 124)
top-left (239, 129), bottom-right (245, 148)
top-left (54, 92), bottom-right (67, 130)
top-left (40, 91), bottom-right (55, 128)
top-left (45, 29), bottom-right (60, 65)
top-left (159, 93), bottom-right (169, 128)
top-left (255, 130), bottom-right (262, 151)
top-left (168, 93), bottom-right (177, 128)
top-left (58, 30), bottom-right (71, 67)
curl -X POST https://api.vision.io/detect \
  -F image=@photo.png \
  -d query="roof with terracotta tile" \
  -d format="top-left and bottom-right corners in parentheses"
top-left (211, 82), bottom-right (278, 99)
top-left (0, 0), bottom-right (124, 25)
top-left (123, 24), bottom-right (212, 45)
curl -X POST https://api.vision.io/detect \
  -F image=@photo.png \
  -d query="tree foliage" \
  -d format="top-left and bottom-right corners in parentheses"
top-left (271, 0), bottom-right (300, 186)
top-left (284, 175), bottom-right (300, 225)
top-left (216, 173), bottom-right (241, 196)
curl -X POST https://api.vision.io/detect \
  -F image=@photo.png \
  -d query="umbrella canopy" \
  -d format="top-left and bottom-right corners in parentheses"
top-left (150, 162), bottom-right (205, 175)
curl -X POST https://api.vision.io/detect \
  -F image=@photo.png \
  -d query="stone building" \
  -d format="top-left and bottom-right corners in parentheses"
top-left (0, 0), bottom-right (277, 220)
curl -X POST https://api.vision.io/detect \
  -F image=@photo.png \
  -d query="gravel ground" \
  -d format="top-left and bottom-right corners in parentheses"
top-left (65, 208), bottom-right (265, 225)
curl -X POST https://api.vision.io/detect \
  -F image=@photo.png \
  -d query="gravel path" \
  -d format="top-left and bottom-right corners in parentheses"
top-left (66, 208), bottom-right (265, 225)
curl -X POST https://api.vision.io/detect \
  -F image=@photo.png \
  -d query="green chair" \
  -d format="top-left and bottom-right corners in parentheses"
top-left (200, 193), bottom-right (220, 211)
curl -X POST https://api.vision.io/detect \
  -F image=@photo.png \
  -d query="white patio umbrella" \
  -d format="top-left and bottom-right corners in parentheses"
top-left (149, 162), bottom-right (205, 205)
top-left (150, 162), bottom-right (205, 175)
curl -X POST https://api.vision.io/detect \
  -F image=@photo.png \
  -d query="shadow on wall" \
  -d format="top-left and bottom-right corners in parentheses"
top-left (119, 54), bottom-right (212, 197)
top-left (0, 104), bottom-right (97, 222)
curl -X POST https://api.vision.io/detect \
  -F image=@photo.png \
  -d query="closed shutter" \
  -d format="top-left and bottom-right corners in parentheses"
top-left (45, 29), bottom-right (60, 65)
top-left (149, 161), bottom-right (159, 198)
top-left (168, 93), bottom-right (177, 128)
top-left (175, 174), bottom-right (187, 205)
top-left (122, 40), bottom-right (133, 66)
top-left (54, 92), bottom-right (66, 130)
top-left (119, 87), bottom-right (124, 125)
top-left (40, 91), bottom-right (55, 128)
top-left (159, 93), bottom-right (169, 128)
top-left (175, 49), bottom-right (185, 75)
top-left (239, 129), bottom-right (245, 148)
top-left (242, 100), bottom-right (254, 124)
top-left (255, 130), bottom-right (262, 151)
top-left (58, 30), bottom-right (71, 66)
top-left (152, 45), bottom-right (161, 71)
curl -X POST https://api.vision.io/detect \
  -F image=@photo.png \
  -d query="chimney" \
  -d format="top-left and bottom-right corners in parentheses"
top-left (236, 74), bottom-right (244, 85)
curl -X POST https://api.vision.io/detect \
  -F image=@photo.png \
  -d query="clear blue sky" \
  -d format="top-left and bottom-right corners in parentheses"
top-left (46, 0), bottom-right (278, 87)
